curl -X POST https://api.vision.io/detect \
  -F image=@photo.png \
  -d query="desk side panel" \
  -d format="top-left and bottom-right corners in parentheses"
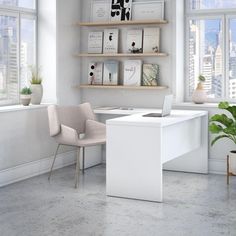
top-left (163, 114), bottom-right (208, 174)
top-left (106, 124), bottom-right (163, 202)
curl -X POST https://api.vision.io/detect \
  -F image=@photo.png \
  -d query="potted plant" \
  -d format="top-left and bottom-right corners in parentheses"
top-left (29, 65), bottom-right (43, 105)
top-left (209, 101), bottom-right (236, 175)
top-left (192, 75), bottom-right (207, 104)
top-left (20, 87), bottom-right (32, 106)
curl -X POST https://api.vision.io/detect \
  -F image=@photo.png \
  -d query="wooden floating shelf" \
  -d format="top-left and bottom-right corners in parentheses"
top-left (75, 53), bottom-right (168, 57)
top-left (77, 19), bottom-right (168, 27)
top-left (77, 85), bottom-right (168, 90)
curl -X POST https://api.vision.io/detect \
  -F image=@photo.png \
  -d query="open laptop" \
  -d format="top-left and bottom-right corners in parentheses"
top-left (143, 94), bottom-right (173, 117)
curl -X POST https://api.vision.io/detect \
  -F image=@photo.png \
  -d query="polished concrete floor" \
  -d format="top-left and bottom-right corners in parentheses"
top-left (0, 165), bottom-right (236, 236)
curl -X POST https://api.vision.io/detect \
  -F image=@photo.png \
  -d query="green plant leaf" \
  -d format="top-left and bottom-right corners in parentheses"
top-left (218, 101), bottom-right (229, 109)
top-left (223, 126), bottom-right (236, 135)
top-left (209, 123), bottom-right (223, 134)
top-left (218, 101), bottom-right (236, 120)
top-left (211, 135), bottom-right (231, 146)
top-left (210, 114), bottom-right (234, 127)
top-left (225, 106), bottom-right (236, 121)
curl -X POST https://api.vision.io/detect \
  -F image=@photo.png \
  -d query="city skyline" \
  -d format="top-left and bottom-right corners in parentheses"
top-left (189, 18), bottom-right (236, 99)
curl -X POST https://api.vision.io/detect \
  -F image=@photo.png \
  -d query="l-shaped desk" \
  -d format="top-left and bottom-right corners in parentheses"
top-left (94, 108), bottom-right (208, 202)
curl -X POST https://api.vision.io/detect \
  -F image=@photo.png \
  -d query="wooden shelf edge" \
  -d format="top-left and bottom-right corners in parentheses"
top-left (76, 19), bottom-right (168, 26)
top-left (75, 85), bottom-right (168, 90)
top-left (74, 53), bottom-right (168, 57)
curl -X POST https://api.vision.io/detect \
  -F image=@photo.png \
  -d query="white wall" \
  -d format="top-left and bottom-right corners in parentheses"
top-left (0, 108), bottom-right (55, 171)
top-left (38, 0), bottom-right (57, 104)
top-left (56, 0), bottom-right (81, 105)
top-left (0, 0), bottom-right (81, 179)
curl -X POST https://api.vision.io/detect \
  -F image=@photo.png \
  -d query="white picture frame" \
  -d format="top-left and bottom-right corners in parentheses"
top-left (90, 0), bottom-right (110, 22)
top-left (131, 1), bottom-right (165, 21)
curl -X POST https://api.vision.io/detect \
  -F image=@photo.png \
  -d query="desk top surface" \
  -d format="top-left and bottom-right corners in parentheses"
top-left (105, 109), bottom-right (208, 127)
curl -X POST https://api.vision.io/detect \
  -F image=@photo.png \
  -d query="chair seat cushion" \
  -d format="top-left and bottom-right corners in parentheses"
top-left (78, 137), bottom-right (106, 147)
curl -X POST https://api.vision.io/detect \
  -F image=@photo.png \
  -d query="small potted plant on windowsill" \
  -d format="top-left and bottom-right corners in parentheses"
top-left (209, 101), bottom-right (236, 179)
top-left (20, 87), bottom-right (32, 106)
top-left (192, 74), bottom-right (207, 104)
top-left (29, 65), bottom-right (43, 105)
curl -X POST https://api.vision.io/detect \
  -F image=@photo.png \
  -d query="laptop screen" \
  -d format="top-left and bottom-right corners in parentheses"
top-left (162, 95), bottom-right (173, 117)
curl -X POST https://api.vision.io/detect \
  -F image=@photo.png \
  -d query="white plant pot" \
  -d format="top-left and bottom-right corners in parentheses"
top-left (229, 151), bottom-right (236, 175)
top-left (192, 89), bottom-right (207, 104)
top-left (30, 84), bottom-right (43, 105)
top-left (20, 94), bottom-right (31, 106)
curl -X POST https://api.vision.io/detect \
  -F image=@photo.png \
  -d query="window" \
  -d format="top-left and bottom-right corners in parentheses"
top-left (186, 0), bottom-right (236, 101)
top-left (0, 0), bottom-right (36, 106)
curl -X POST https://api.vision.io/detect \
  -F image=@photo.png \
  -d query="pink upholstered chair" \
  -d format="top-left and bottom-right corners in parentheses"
top-left (47, 103), bottom-right (106, 188)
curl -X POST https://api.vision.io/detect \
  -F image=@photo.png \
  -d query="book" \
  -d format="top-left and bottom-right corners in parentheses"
top-left (110, 0), bottom-right (132, 21)
top-left (142, 64), bottom-right (160, 86)
top-left (126, 29), bottom-right (143, 53)
top-left (143, 28), bottom-right (160, 53)
top-left (88, 32), bottom-right (103, 54)
top-left (103, 29), bottom-right (119, 54)
top-left (123, 60), bottom-right (142, 86)
top-left (103, 61), bottom-right (119, 85)
top-left (88, 62), bottom-right (103, 85)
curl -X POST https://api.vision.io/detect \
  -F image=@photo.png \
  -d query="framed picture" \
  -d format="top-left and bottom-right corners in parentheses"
top-left (90, 0), bottom-right (110, 22)
top-left (110, 0), bottom-right (132, 21)
top-left (131, 1), bottom-right (165, 21)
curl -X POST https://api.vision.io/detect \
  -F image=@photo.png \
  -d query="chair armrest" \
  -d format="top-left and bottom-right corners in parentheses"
top-left (57, 124), bottom-right (79, 146)
top-left (47, 105), bottom-right (60, 137)
top-left (85, 120), bottom-right (106, 139)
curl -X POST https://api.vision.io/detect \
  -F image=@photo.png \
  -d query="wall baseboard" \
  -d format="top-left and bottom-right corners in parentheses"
top-left (209, 158), bottom-right (226, 175)
top-left (0, 151), bottom-right (76, 188)
top-left (0, 155), bottom-right (227, 188)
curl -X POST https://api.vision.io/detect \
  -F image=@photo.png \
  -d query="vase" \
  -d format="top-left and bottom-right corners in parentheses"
top-left (20, 95), bottom-right (31, 106)
top-left (30, 84), bottom-right (43, 105)
top-left (229, 151), bottom-right (236, 175)
top-left (192, 82), bottom-right (207, 104)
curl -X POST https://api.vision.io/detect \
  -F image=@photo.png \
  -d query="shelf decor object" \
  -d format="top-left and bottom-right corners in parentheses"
top-left (123, 60), bottom-right (142, 86)
top-left (132, 0), bottom-right (165, 21)
top-left (126, 29), bottom-right (143, 53)
top-left (110, 0), bottom-right (132, 21)
top-left (103, 61), bottom-right (119, 85)
top-left (142, 64), bottom-right (160, 86)
top-left (143, 27), bottom-right (160, 53)
top-left (103, 29), bottom-right (119, 54)
top-left (88, 62), bottom-right (103, 85)
top-left (88, 31), bottom-right (103, 54)
top-left (90, 0), bottom-right (110, 22)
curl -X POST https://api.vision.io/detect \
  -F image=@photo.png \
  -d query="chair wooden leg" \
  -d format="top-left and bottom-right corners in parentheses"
top-left (82, 147), bottom-right (85, 174)
top-left (75, 147), bottom-right (80, 188)
top-left (48, 144), bottom-right (60, 181)
top-left (227, 155), bottom-right (230, 185)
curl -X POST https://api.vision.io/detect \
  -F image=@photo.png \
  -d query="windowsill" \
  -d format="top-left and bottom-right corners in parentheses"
top-left (0, 103), bottom-right (53, 113)
top-left (174, 102), bottom-right (219, 108)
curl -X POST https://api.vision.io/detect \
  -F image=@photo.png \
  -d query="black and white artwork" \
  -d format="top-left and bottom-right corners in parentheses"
top-left (110, 0), bottom-right (132, 21)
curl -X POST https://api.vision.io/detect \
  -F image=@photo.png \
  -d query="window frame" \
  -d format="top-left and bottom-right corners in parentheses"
top-left (0, 1), bottom-right (37, 106)
top-left (185, 1), bottom-right (236, 102)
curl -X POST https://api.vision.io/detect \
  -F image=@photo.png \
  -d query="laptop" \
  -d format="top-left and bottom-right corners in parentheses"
top-left (143, 94), bottom-right (173, 117)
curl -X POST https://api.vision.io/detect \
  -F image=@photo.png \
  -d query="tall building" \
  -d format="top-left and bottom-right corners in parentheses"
top-left (20, 42), bottom-right (28, 88)
top-left (189, 21), bottom-right (200, 96)
top-left (214, 44), bottom-right (222, 77)
top-left (229, 78), bottom-right (236, 99)
top-left (202, 54), bottom-right (213, 94)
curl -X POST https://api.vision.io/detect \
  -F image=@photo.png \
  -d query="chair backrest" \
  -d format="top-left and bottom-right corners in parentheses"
top-left (47, 103), bottom-right (95, 137)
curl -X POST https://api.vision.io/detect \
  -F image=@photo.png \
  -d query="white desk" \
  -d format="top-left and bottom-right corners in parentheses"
top-left (104, 109), bottom-right (208, 202)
